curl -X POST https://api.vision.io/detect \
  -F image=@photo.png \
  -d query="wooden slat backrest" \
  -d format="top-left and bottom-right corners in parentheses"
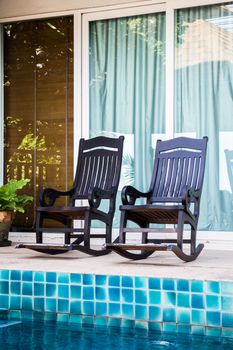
top-left (72, 136), bottom-right (124, 200)
top-left (149, 137), bottom-right (208, 203)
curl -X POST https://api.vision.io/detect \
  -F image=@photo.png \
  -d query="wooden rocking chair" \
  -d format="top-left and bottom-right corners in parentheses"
top-left (17, 136), bottom-right (124, 255)
top-left (107, 136), bottom-right (208, 262)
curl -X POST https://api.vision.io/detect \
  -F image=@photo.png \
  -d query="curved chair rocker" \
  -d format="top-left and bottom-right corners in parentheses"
top-left (17, 136), bottom-right (124, 256)
top-left (107, 136), bottom-right (208, 262)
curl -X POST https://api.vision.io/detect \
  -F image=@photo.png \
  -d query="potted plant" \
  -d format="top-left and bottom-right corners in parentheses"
top-left (0, 178), bottom-right (33, 246)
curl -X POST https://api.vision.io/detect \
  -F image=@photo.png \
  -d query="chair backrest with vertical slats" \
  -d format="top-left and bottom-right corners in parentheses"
top-left (149, 137), bottom-right (208, 203)
top-left (72, 136), bottom-right (124, 200)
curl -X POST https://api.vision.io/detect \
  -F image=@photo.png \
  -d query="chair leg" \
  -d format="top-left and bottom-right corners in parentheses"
top-left (83, 212), bottom-right (91, 247)
top-left (64, 219), bottom-right (71, 244)
top-left (141, 222), bottom-right (149, 244)
top-left (36, 212), bottom-right (43, 244)
top-left (119, 211), bottom-right (127, 243)
top-left (177, 211), bottom-right (184, 250)
top-left (190, 226), bottom-right (197, 255)
top-left (106, 222), bottom-right (112, 244)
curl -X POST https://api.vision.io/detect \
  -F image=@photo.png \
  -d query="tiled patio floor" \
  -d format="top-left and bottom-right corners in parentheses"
top-left (1, 238), bottom-right (232, 281)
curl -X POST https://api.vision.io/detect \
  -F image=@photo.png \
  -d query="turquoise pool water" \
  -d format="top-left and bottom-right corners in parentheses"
top-left (0, 320), bottom-right (233, 350)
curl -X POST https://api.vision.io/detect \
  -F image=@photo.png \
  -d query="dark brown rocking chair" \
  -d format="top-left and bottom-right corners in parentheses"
top-left (107, 136), bottom-right (208, 262)
top-left (17, 136), bottom-right (124, 255)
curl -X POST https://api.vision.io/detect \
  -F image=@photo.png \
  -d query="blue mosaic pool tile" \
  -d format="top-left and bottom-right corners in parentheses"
top-left (57, 313), bottom-right (69, 323)
top-left (95, 275), bottom-right (107, 286)
top-left (149, 306), bottom-right (162, 322)
top-left (121, 276), bottom-right (133, 288)
top-left (46, 272), bottom-right (56, 283)
top-left (222, 312), bottom-right (233, 327)
top-left (221, 282), bottom-right (233, 296)
top-left (108, 317), bottom-right (121, 327)
top-left (83, 286), bottom-right (94, 300)
top-left (135, 289), bottom-right (147, 304)
top-left (0, 295), bottom-right (9, 308)
top-left (9, 296), bottom-right (20, 309)
top-left (162, 291), bottom-right (176, 306)
top-left (206, 311), bottom-right (221, 327)
top-left (70, 285), bottom-right (81, 299)
top-left (10, 282), bottom-right (21, 295)
top-left (135, 320), bottom-right (148, 330)
top-left (109, 275), bottom-right (120, 287)
top-left (34, 283), bottom-right (44, 296)
top-left (70, 273), bottom-right (81, 284)
top-left (177, 309), bottom-right (191, 324)
top-left (45, 298), bottom-right (56, 313)
top-left (222, 327), bottom-right (233, 338)
top-left (0, 270), bottom-right (9, 280)
top-left (82, 315), bottom-right (94, 325)
top-left (191, 325), bottom-right (205, 336)
top-left (34, 297), bottom-right (44, 312)
top-left (163, 308), bottom-right (176, 322)
top-left (149, 291), bottom-right (161, 305)
top-left (177, 293), bottom-right (190, 308)
top-left (8, 310), bottom-right (21, 320)
top-left (191, 280), bottom-right (203, 293)
top-left (57, 273), bottom-right (69, 284)
top-left (95, 302), bottom-right (107, 316)
top-left (122, 304), bottom-right (134, 319)
top-left (149, 322), bottom-right (162, 332)
top-left (33, 311), bottom-right (44, 321)
top-left (0, 281), bottom-right (9, 294)
top-left (70, 300), bottom-right (81, 314)
top-left (34, 271), bottom-right (44, 282)
top-left (149, 277), bottom-right (160, 290)
top-left (83, 274), bottom-right (94, 285)
top-left (177, 324), bottom-right (191, 334)
top-left (162, 279), bottom-right (175, 291)
top-left (58, 285), bottom-right (69, 299)
top-left (58, 299), bottom-right (69, 313)
top-left (206, 295), bottom-right (220, 310)
top-left (163, 322), bottom-right (176, 333)
top-left (44, 312), bottom-right (57, 321)
top-left (69, 314), bottom-right (82, 324)
top-left (95, 316), bottom-right (108, 326)
top-left (192, 309), bottom-right (205, 325)
top-left (205, 281), bottom-right (220, 294)
top-left (10, 270), bottom-right (21, 281)
top-left (108, 303), bottom-right (120, 317)
top-left (22, 283), bottom-right (32, 296)
top-left (22, 271), bottom-right (32, 282)
top-left (82, 301), bottom-right (94, 315)
top-left (191, 294), bottom-right (205, 309)
top-left (177, 279), bottom-right (189, 292)
top-left (222, 296), bottom-right (233, 311)
top-left (135, 277), bottom-right (147, 289)
top-left (21, 310), bottom-right (33, 320)
top-left (46, 283), bottom-right (57, 297)
top-left (122, 288), bottom-right (133, 303)
top-left (95, 287), bottom-right (106, 301)
top-left (22, 297), bottom-right (32, 311)
top-left (206, 327), bottom-right (221, 337)
top-left (109, 288), bottom-right (120, 302)
top-left (121, 319), bottom-right (135, 329)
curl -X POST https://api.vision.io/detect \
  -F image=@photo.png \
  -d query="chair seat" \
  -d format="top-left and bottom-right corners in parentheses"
top-left (120, 204), bottom-right (187, 224)
top-left (37, 206), bottom-right (108, 220)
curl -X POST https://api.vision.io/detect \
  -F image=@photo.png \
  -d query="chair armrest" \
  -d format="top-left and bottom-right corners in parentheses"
top-left (121, 186), bottom-right (151, 205)
top-left (40, 188), bottom-right (74, 206)
top-left (88, 187), bottom-right (116, 209)
top-left (182, 187), bottom-right (201, 216)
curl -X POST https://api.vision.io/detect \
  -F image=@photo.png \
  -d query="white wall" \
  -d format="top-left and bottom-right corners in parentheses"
top-left (0, 0), bottom-right (156, 19)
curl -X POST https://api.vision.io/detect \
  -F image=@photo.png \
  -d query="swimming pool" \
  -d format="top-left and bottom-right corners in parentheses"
top-left (0, 269), bottom-right (233, 340)
top-left (0, 319), bottom-right (233, 349)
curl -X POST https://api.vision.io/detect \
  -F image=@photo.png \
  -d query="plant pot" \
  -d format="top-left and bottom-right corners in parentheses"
top-left (0, 211), bottom-right (13, 246)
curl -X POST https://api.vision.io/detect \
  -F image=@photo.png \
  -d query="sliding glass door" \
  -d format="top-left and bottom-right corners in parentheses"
top-left (4, 17), bottom-right (73, 230)
top-left (88, 10), bottom-right (166, 227)
top-left (175, 3), bottom-right (233, 230)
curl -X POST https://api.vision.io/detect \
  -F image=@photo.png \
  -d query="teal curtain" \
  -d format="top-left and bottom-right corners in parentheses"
top-left (175, 4), bottom-right (233, 230)
top-left (89, 13), bottom-right (165, 227)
